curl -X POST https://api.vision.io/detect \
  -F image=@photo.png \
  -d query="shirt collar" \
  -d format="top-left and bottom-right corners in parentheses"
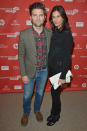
top-left (32, 26), bottom-right (44, 35)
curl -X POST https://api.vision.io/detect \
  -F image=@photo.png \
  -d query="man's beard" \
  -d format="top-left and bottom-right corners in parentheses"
top-left (33, 23), bottom-right (43, 27)
top-left (31, 20), bottom-right (43, 27)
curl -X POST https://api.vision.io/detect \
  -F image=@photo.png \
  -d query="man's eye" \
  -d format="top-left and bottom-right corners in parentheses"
top-left (33, 14), bottom-right (37, 16)
top-left (40, 14), bottom-right (43, 16)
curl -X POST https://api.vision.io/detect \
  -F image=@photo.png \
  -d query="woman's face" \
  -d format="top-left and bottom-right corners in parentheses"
top-left (52, 10), bottom-right (64, 29)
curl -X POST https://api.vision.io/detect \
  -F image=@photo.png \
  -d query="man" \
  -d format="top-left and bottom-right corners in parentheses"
top-left (18, 2), bottom-right (51, 126)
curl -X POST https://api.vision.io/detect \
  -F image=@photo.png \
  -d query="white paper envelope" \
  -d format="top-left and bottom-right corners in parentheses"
top-left (49, 70), bottom-right (72, 90)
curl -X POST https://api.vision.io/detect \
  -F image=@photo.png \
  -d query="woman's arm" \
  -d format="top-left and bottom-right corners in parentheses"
top-left (60, 31), bottom-right (73, 79)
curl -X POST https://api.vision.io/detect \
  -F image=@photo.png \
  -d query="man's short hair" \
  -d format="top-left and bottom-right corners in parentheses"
top-left (29, 2), bottom-right (46, 16)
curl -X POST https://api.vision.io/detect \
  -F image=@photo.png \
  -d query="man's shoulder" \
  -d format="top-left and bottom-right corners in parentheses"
top-left (20, 27), bottom-right (32, 34)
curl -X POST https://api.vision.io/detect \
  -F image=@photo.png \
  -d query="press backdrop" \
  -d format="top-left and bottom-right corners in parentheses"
top-left (0, 0), bottom-right (87, 93)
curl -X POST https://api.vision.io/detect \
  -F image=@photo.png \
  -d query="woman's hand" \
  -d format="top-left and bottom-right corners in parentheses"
top-left (58, 79), bottom-right (66, 86)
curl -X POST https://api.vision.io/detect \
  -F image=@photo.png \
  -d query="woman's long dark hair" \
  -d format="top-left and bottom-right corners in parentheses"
top-left (49, 5), bottom-right (70, 31)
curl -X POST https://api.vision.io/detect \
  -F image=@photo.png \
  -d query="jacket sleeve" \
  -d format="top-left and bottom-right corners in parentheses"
top-left (60, 31), bottom-right (73, 79)
top-left (18, 32), bottom-right (26, 77)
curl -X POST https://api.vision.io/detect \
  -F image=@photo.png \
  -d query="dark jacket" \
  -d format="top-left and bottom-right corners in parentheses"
top-left (48, 29), bottom-right (73, 79)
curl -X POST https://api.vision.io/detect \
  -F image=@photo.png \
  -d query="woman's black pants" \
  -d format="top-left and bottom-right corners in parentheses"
top-left (51, 86), bottom-right (61, 116)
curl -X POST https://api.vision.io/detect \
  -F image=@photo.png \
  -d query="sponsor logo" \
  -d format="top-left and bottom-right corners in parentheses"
top-left (74, 65), bottom-right (79, 70)
top-left (79, 75), bottom-right (87, 78)
top-left (2, 85), bottom-right (10, 90)
top-left (77, 0), bottom-right (86, 3)
top-left (74, 44), bottom-right (82, 49)
top-left (66, 9), bottom-right (78, 15)
top-left (11, 20), bottom-right (20, 26)
top-left (0, 75), bottom-right (21, 80)
top-left (1, 66), bottom-right (9, 70)
top-left (82, 83), bottom-right (87, 88)
top-left (82, 34), bottom-right (87, 37)
top-left (72, 33), bottom-right (77, 37)
top-left (71, 83), bottom-right (78, 87)
top-left (13, 66), bottom-right (19, 70)
top-left (51, 0), bottom-right (60, 1)
top-left (84, 11), bottom-right (87, 14)
top-left (10, 75), bottom-right (21, 80)
top-left (0, 7), bottom-right (20, 13)
top-left (0, 55), bottom-right (18, 60)
top-left (64, 0), bottom-right (73, 2)
top-left (0, 19), bottom-right (5, 26)
top-left (76, 22), bottom-right (84, 27)
top-left (72, 54), bottom-right (75, 58)
top-left (80, 56), bottom-right (87, 58)
top-left (26, 20), bottom-right (32, 25)
top-left (8, 55), bottom-right (18, 60)
top-left (83, 66), bottom-right (87, 70)
top-left (14, 85), bottom-right (22, 90)
top-left (85, 45), bottom-right (87, 49)
top-left (0, 32), bottom-right (19, 37)
top-left (0, 44), bottom-right (8, 48)
top-left (13, 43), bottom-right (18, 49)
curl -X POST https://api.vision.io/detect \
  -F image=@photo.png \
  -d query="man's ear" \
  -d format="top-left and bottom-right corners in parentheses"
top-left (45, 15), bottom-right (46, 19)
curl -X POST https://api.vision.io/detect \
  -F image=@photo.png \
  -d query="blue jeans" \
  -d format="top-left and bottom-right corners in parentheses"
top-left (23, 68), bottom-right (48, 115)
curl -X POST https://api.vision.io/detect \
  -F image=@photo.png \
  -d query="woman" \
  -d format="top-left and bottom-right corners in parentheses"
top-left (47, 5), bottom-right (73, 126)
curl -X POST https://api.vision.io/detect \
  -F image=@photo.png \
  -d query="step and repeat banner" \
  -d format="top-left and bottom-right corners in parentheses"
top-left (0, 0), bottom-right (87, 93)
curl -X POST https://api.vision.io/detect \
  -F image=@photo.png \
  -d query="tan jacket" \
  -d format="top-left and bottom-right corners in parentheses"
top-left (18, 27), bottom-right (52, 78)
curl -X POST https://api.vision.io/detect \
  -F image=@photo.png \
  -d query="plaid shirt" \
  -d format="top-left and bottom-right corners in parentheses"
top-left (33, 28), bottom-right (47, 70)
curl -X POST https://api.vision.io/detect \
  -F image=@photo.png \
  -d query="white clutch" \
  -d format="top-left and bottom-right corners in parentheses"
top-left (49, 70), bottom-right (72, 90)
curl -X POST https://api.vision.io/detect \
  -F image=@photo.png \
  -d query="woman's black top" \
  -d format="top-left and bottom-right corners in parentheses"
top-left (48, 28), bottom-right (73, 79)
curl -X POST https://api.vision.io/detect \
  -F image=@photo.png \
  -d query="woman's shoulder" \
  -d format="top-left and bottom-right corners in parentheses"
top-left (64, 29), bottom-right (71, 34)
top-left (63, 30), bottom-right (73, 44)
top-left (64, 29), bottom-right (73, 38)
top-left (65, 29), bottom-right (72, 34)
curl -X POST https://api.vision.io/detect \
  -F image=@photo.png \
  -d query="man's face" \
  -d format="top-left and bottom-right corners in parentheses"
top-left (30, 9), bottom-right (45, 27)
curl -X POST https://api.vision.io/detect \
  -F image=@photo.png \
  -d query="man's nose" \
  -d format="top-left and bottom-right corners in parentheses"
top-left (37, 15), bottom-right (40, 19)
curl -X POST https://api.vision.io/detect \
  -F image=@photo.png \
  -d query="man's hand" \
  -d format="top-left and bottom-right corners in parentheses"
top-left (22, 76), bottom-right (29, 84)
top-left (58, 79), bottom-right (66, 86)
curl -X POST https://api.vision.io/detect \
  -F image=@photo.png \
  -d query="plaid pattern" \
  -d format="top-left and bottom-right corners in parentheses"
top-left (33, 28), bottom-right (47, 70)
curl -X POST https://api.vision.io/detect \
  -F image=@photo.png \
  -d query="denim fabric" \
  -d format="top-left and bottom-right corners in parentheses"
top-left (23, 68), bottom-right (48, 115)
